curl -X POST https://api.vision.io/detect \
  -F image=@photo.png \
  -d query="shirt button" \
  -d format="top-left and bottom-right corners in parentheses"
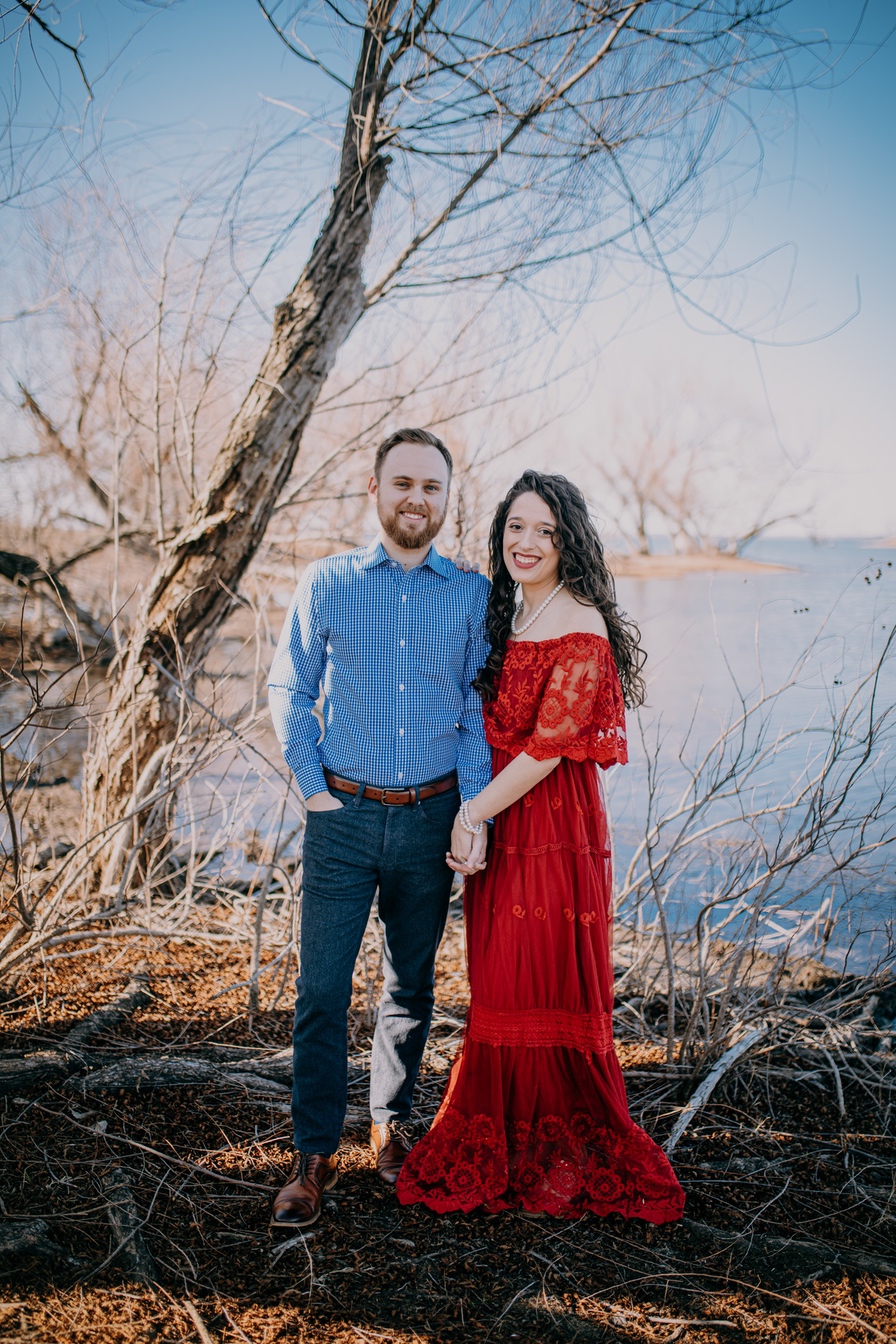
top-left (397, 772), bottom-right (403, 779)
top-left (399, 639), bottom-right (405, 647)
top-left (402, 594), bottom-right (407, 602)
top-left (399, 684), bottom-right (404, 692)
top-left (399, 728), bottom-right (404, 736)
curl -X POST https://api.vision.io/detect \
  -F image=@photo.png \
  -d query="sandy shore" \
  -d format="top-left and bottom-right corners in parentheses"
top-left (610, 550), bottom-right (795, 579)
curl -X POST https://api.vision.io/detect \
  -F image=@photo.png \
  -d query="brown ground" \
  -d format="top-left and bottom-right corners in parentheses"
top-left (1, 913), bottom-right (894, 1344)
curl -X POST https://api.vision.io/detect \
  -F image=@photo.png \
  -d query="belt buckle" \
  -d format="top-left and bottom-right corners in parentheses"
top-left (381, 788), bottom-right (412, 806)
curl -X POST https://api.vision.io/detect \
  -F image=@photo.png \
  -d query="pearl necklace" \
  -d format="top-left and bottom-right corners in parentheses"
top-left (511, 582), bottom-right (564, 636)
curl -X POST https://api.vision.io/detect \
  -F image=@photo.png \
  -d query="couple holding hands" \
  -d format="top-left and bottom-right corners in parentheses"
top-left (267, 428), bottom-right (684, 1230)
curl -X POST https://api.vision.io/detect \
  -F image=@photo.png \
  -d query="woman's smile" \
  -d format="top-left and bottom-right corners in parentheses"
top-left (502, 491), bottom-right (561, 587)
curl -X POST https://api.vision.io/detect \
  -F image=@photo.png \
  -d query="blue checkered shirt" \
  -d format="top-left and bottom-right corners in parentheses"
top-left (268, 542), bottom-right (491, 802)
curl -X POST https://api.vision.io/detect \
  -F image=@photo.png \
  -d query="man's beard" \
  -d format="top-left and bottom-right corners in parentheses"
top-left (379, 500), bottom-right (447, 551)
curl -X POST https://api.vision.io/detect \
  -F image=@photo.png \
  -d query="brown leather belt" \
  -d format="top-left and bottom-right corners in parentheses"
top-left (323, 769), bottom-right (457, 807)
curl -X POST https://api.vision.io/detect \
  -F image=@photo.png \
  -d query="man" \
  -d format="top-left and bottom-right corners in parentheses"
top-left (267, 428), bottom-right (490, 1229)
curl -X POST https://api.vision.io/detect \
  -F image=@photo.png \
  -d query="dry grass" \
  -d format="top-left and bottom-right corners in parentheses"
top-left (1, 915), bottom-right (894, 1344)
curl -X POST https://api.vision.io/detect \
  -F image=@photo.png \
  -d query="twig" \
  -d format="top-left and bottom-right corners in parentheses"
top-left (805, 1295), bottom-right (896, 1344)
top-left (182, 1300), bottom-right (216, 1344)
top-left (33, 1105), bottom-right (274, 1191)
top-left (818, 1045), bottom-right (847, 1117)
top-left (664, 1026), bottom-right (767, 1155)
top-left (220, 1307), bottom-right (254, 1344)
top-left (12, 2), bottom-right (93, 96)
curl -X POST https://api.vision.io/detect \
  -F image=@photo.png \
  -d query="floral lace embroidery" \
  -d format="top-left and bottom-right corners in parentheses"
top-left (397, 1109), bottom-right (685, 1223)
top-left (468, 1004), bottom-right (615, 1052)
top-left (485, 634), bottom-right (627, 768)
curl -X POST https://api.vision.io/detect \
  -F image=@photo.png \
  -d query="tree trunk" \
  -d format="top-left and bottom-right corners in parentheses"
top-left (79, 5), bottom-right (396, 884)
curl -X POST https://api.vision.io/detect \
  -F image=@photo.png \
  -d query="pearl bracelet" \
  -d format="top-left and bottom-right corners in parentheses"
top-left (458, 800), bottom-right (484, 835)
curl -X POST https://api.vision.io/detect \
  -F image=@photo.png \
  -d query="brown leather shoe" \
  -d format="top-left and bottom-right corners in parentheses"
top-left (370, 1121), bottom-right (414, 1186)
top-left (270, 1152), bottom-right (338, 1229)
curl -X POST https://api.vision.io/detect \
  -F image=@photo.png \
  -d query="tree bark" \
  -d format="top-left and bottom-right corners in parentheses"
top-left (79, 4), bottom-right (396, 879)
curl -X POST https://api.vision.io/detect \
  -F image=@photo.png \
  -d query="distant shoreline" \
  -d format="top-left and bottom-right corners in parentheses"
top-left (610, 551), bottom-right (795, 579)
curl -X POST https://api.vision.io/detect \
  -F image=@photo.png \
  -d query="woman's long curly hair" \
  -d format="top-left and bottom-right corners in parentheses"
top-left (473, 471), bottom-right (647, 709)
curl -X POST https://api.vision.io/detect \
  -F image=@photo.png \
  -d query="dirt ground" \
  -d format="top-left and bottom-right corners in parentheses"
top-left (1, 910), bottom-right (894, 1344)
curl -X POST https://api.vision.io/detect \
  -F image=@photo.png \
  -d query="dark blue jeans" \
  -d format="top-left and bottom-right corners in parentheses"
top-left (292, 783), bottom-right (458, 1154)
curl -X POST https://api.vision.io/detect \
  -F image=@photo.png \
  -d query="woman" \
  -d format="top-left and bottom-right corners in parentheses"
top-left (396, 471), bottom-right (684, 1222)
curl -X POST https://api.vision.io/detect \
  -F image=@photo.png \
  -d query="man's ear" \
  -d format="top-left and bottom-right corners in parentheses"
top-left (367, 474), bottom-right (378, 501)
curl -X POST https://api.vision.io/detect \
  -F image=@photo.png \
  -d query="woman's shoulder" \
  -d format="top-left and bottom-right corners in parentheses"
top-left (542, 594), bottom-right (609, 644)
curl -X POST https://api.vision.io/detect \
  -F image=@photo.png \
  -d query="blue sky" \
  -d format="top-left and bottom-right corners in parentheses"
top-left (5, 0), bottom-right (895, 536)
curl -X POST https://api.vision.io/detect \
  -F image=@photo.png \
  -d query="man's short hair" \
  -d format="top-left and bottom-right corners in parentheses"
top-left (373, 428), bottom-right (453, 482)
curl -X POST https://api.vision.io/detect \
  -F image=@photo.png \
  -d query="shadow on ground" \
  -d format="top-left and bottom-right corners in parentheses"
top-left (1, 928), bottom-right (894, 1343)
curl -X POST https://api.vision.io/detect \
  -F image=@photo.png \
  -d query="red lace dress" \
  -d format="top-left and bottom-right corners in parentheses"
top-left (397, 633), bottom-right (684, 1222)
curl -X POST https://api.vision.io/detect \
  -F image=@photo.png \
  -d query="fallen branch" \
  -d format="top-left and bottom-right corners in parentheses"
top-left (63, 972), bottom-right (153, 1051)
top-left (664, 1026), bottom-right (768, 1156)
top-left (182, 1300), bottom-right (216, 1344)
top-left (0, 549), bottom-right (114, 651)
top-left (64, 1047), bottom-right (292, 1096)
top-left (683, 1219), bottom-right (896, 1279)
top-left (0, 971), bottom-right (152, 1095)
top-left (102, 1167), bottom-right (157, 1285)
top-left (0, 1218), bottom-right (82, 1268)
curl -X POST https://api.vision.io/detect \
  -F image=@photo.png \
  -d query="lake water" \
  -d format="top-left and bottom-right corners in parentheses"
top-left (2, 537), bottom-right (893, 968)
top-left (607, 537), bottom-right (896, 966)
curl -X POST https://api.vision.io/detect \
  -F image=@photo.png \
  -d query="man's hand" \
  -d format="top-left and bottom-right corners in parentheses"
top-left (305, 790), bottom-right (345, 813)
top-left (446, 812), bottom-right (488, 875)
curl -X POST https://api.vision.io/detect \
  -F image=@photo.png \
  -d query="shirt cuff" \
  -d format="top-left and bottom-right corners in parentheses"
top-left (287, 753), bottom-right (329, 803)
top-left (459, 770), bottom-right (492, 812)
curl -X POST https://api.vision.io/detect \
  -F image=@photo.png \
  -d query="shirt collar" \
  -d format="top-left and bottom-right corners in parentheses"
top-left (357, 540), bottom-right (453, 579)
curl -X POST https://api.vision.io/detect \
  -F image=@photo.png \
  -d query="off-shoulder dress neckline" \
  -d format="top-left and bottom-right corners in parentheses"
top-left (506, 631), bottom-right (611, 648)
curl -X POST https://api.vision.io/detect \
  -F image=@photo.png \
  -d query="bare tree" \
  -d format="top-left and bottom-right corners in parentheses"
top-left (0, 1), bottom-right (858, 896)
top-left (591, 391), bottom-right (806, 556)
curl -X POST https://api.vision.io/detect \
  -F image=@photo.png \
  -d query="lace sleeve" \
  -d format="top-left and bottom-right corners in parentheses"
top-left (523, 636), bottom-right (627, 766)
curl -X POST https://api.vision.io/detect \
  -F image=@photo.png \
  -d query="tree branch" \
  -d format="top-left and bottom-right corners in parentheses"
top-left (364, 1), bottom-right (645, 304)
top-left (13, 0), bottom-right (93, 97)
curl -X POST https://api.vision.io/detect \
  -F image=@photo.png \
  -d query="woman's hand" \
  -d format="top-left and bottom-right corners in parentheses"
top-left (446, 813), bottom-right (488, 875)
